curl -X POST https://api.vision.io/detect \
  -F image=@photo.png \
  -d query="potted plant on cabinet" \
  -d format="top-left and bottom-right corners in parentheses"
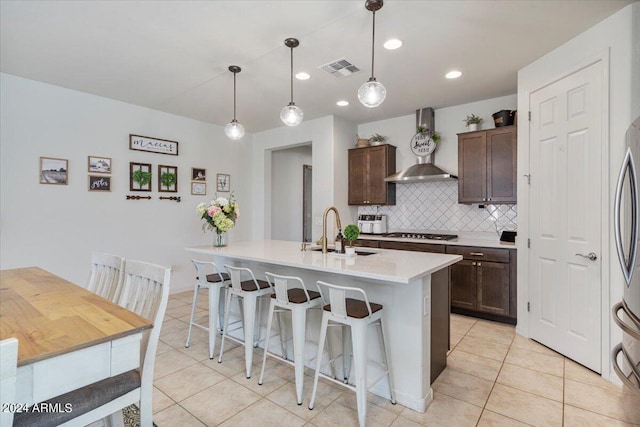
top-left (369, 133), bottom-right (387, 146)
top-left (463, 114), bottom-right (483, 131)
top-left (343, 224), bottom-right (360, 255)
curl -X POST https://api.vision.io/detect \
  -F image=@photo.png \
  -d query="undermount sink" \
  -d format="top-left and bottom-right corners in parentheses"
top-left (310, 248), bottom-right (377, 256)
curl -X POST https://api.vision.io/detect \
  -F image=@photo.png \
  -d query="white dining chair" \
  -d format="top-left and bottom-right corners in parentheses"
top-left (12, 260), bottom-right (171, 427)
top-left (86, 251), bottom-right (125, 302)
top-left (1, 337), bottom-right (19, 427)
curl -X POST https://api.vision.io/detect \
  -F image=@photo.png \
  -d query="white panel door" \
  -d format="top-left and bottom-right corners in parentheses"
top-left (529, 61), bottom-right (602, 372)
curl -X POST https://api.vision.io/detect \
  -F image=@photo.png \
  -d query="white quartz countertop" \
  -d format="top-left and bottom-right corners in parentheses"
top-left (358, 231), bottom-right (517, 250)
top-left (186, 240), bottom-right (462, 284)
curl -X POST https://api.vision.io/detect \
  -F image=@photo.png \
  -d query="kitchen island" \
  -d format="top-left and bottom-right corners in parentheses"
top-left (186, 240), bottom-right (461, 412)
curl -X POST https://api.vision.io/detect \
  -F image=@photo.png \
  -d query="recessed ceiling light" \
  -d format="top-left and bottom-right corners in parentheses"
top-left (295, 72), bottom-right (310, 80)
top-left (336, 100), bottom-right (349, 106)
top-left (383, 39), bottom-right (403, 50)
top-left (445, 70), bottom-right (462, 79)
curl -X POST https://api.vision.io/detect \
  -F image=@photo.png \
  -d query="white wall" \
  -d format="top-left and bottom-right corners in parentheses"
top-left (270, 145), bottom-right (312, 241)
top-left (0, 73), bottom-right (253, 294)
top-left (517, 3), bottom-right (639, 381)
top-left (251, 115), bottom-right (357, 242)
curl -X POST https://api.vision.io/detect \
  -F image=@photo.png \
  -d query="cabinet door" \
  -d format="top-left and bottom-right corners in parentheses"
top-left (348, 148), bottom-right (368, 205)
top-left (450, 260), bottom-right (477, 310)
top-left (458, 132), bottom-right (487, 203)
top-left (476, 261), bottom-right (510, 315)
top-left (367, 145), bottom-right (396, 205)
top-left (379, 241), bottom-right (445, 253)
top-left (487, 127), bottom-right (517, 203)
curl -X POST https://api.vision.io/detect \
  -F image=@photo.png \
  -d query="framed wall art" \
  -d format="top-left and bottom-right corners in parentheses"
top-left (158, 165), bottom-right (178, 193)
top-left (192, 167), bottom-right (206, 181)
top-left (89, 175), bottom-right (111, 191)
top-left (216, 174), bottom-right (230, 192)
top-left (129, 162), bottom-right (152, 191)
top-left (129, 134), bottom-right (179, 156)
top-left (40, 157), bottom-right (68, 185)
top-left (88, 156), bottom-right (112, 174)
top-left (191, 182), bottom-right (206, 196)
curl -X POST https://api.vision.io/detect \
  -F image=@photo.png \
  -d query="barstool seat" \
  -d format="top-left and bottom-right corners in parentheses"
top-left (323, 298), bottom-right (382, 319)
top-left (309, 281), bottom-right (396, 427)
top-left (218, 265), bottom-right (274, 379)
top-left (204, 272), bottom-right (230, 282)
top-left (259, 273), bottom-right (323, 405)
top-left (186, 260), bottom-right (231, 359)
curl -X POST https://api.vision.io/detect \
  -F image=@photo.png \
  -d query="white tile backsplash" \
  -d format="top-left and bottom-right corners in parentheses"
top-left (358, 181), bottom-right (517, 233)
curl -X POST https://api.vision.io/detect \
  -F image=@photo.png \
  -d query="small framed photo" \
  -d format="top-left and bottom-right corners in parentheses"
top-left (130, 162), bottom-right (152, 191)
top-left (158, 165), bottom-right (178, 193)
top-left (88, 156), bottom-right (112, 174)
top-left (192, 168), bottom-right (206, 181)
top-left (216, 174), bottom-right (230, 192)
top-left (89, 175), bottom-right (111, 191)
top-left (40, 157), bottom-right (68, 185)
top-left (191, 181), bottom-right (206, 195)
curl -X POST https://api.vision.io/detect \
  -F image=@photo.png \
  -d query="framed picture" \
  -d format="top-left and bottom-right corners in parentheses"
top-left (129, 162), bottom-right (152, 191)
top-left (216, 174), bottom-right (230, 192)
top-left (88, 156), bottom-right (112, 174)
top-left (191, 181), bottom-right (206, 195)
top-left (192, 167), bottom-right (206, 181)
top-left (158, 164), bottom-right (178, 193)
top-left (129, 134), bottom-right (178, 156)
top-left (40, 157), bottom-right (68, 185)
top-left (89, 175), bottom-right (111, 191)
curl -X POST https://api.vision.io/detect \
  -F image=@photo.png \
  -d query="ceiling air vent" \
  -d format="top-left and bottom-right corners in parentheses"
top-left (319, 58), bottom-right (360, 78)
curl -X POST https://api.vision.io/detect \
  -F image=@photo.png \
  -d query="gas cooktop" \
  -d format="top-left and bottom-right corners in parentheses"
top-left (382, 232), bottom-right (458, 241)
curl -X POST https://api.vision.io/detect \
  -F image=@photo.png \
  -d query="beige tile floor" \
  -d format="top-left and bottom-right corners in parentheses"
top-left (152, 291), bottom-right (640, 426)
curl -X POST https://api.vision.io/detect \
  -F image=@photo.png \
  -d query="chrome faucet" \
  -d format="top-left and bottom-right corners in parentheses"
top-left (320, 206), bottom-right (342, 253)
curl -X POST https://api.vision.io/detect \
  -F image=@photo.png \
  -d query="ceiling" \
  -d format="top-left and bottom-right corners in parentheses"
top-left (0, 1), bottom-right (633, 133)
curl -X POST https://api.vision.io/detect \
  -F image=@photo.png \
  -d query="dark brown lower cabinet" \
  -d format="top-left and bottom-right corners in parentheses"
top-left (447, 246), bottom-right (516, 324)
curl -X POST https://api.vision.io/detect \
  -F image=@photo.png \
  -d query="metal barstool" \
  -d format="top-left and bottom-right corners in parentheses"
top-left (185, 260), bottom-right (231, 359)
top-left (309, 280), bottom-right (396, 427)
top-left (218, 265), bottom-right (273, 378)
top-left (258, 272), bottom-right (323, 405)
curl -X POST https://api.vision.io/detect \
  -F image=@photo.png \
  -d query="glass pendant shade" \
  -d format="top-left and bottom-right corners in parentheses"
top-left (225, 119), bottom-right (245, 140)
top-left (280, 102), bottom-right (304, 126)
top-left (358, 78), bottom-right (386, 108)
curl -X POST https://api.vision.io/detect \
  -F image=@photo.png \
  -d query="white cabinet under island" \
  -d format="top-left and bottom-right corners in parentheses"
top-left (186, 240), bottom-right (461, 412)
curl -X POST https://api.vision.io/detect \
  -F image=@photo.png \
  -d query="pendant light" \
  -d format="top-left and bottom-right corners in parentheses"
top-left (358, 0), bottom-right (386, 108)
top-left (224, 65), bottom-right (245, 140)
top-left (280, 38), bottom-right (304, 126)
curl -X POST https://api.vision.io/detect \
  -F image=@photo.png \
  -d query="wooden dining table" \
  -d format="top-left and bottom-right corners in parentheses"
top-left (0, 267), bottom-right (152, 406)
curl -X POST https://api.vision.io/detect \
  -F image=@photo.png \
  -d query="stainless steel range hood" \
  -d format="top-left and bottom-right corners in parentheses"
top-left (385, 107), bottom-right (457, 183)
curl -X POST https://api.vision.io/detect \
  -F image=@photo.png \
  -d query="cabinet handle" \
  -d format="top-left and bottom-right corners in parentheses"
top-left (478, 262), bottom-right (482, 266)
top-left (472, 262), bottom-right (476, 266)
top-left (470, 252), bottom-right (484, 256)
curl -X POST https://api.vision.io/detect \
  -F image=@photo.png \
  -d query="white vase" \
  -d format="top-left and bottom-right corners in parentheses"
top-left (345, 247), bottom-right (356, 255)
top-left (469, 123), bottom-right (479, 131)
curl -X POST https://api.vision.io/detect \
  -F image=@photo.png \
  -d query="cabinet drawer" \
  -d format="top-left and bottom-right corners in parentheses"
top-left (379, 241), bottom-right (445, 253)
top-left (354, 239), bottom-right (380, 248)
top-left (445, 245), bottom-right (509, 262)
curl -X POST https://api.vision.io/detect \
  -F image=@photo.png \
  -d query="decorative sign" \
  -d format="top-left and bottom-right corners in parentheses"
top-left (410, 131), bottom-right (437, 157)
top-left (129, 134), bottom-right (179, 156)
top-left (89, 175), bottom-right (111, 191)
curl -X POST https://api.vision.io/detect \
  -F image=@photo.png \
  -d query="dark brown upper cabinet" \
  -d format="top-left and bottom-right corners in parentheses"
top-left (348, 144), bottom-right (396, 206)
top-left (458, 126), bottom-right (517, 204)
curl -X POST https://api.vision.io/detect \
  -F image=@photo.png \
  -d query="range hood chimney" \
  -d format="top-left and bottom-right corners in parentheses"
top-left (384, 107), bottom-right (457, 183)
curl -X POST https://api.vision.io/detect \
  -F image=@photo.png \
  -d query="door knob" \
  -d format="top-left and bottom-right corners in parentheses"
top-left (575, 252), bottom-right (598, 261)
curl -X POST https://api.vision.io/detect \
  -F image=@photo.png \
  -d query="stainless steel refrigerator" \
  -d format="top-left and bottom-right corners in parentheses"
top-left (612, 116), bottom-right (640, 392)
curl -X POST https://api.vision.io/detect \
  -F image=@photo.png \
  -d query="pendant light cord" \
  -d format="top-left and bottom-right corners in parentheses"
top-left (233, 72), bottom-right (237, 120)
top-left (370, 10), bottom-right (376, 79)
top-left (290, 47), bottom-right (294, 104)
